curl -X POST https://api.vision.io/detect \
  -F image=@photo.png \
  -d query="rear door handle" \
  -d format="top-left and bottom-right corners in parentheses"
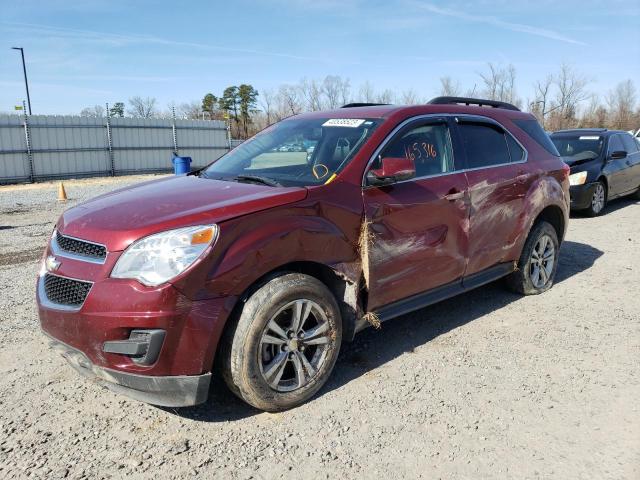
top-left (515, 170), bottom-right (528, 184)
top-left (444, 190), bottom-right (465, 201)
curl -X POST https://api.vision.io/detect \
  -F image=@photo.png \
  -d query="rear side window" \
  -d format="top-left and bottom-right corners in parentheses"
top-left (513, 118), bottom-right (560, 156)
top-left (458, 123), bottom-right (511, 168)
top-left (620, 133), bottom-right (639, 153)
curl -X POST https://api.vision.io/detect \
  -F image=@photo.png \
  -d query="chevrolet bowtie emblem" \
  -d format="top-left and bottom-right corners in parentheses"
top-left (45, 255), bottom-right (61, 272)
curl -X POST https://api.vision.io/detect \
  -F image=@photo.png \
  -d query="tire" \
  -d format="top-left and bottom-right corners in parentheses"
top-left (221, 273), bottom-right (342, 411)
top-left (585, 180), bottom-right (606, 217)
top-left (506, 221), bottom-right (560, 295)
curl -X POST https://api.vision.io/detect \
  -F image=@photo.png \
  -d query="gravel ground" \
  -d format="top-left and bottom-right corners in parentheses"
top-left (0, 175), bottom-right (638, 479)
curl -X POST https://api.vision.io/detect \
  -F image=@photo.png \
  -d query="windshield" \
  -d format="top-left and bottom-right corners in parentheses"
top-left (551, 134), bottom-right (604, 161)
top-left (201, 117), bottom-right (381, 187)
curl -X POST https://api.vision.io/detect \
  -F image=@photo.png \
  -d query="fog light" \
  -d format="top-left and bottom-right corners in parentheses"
top-left (103, 329), bottom-right (165, 365)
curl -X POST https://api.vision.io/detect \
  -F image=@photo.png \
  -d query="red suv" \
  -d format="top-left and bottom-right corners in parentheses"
top-left (38, 97), bottom-right (569, 411)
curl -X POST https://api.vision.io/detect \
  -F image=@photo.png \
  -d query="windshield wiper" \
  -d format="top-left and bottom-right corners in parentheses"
top-left (234, 175), bottom-right (282, 187)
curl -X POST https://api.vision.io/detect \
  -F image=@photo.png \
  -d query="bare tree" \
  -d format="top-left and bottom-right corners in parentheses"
top-left (260, 88), bottom-right (275, 125)
top-left (127, 96), bottom-right (158, 118)
top-left (478, 63), bottom-right (520, 105)
top-left (300, 78), bottom-right (323, 111)
top-left (177, 101), bottom-right (203, 120)
top-left (337, 77), bottom-right (352, 106)
top-left (551, 63), bottom-right (590, 129)
top-left (439, 77), bottom-right (461, 97)
top-left (376, 89), bottom-right (395, 104)
top-left (79, 105), bottom-right (105, 117)
top-left (400, 88), bottom-right (421, 105)
top-left (578, 95), bottom-right (608, 128)
top-left (321, 76), bottom-right (340, 109)
top-left (358, 81), bottom-right (376, 103)
top-left (322, 75), bottom-right (351, 109)
top-left (606, 80), bottom-right (637, 130)
top-left (277, 85), bottom-right (303, 118)
top-left (530, 74), bottom-right (554, 127)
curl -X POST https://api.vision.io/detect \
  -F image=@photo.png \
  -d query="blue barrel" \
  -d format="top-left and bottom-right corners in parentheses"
top-left (171, 156), bottom-right (192, 175)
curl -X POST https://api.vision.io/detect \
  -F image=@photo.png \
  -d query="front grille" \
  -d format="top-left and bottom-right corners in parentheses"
top-left (43, 274), bottom-right (92, 307)
top-left (56, 231), bottom-right (106, 260)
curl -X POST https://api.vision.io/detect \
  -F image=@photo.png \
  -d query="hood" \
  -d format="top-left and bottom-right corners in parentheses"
top-left (561, 151), bottom-right (600, 167)
top-left (58, 175), bottom-right (308, 251)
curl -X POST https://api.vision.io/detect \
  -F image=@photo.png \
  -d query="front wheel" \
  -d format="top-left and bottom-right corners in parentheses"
top-left (222, 273), bottom-right (342, 411)
top-left (585, 180), bottom-right (606, 216)
top-left (506, 221), bottom-right (560, 295)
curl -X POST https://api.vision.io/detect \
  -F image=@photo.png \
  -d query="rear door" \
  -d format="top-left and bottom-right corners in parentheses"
top-left (620, 133), bottom-right (640, 192)
top-left (454, 116), bottom-right (531, 277)
top-left (604, 134), bottom-right (631, 196)
top-left (362, 117), bottom-right (469, 311)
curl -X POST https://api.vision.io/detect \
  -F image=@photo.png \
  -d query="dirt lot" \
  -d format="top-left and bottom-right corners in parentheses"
top-left (0, 175), bottom-right (638, 479)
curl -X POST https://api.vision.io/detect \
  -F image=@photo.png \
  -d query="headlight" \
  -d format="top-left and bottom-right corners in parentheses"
top-left (111, 224), bottom-right (218, 286)
top-left (569, 171), bottom-right (587, 186)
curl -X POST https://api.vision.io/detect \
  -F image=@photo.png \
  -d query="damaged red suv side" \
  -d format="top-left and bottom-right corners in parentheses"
top-left (38, 97), bottom-right (569, 411)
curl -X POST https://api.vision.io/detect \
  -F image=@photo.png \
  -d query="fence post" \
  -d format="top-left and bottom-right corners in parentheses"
top-left (22, 100), bottom-right (34, 182)
top-left (105, 103), bottom-right (115, 176)
top-left (171, 106), bottom-right (178, 154)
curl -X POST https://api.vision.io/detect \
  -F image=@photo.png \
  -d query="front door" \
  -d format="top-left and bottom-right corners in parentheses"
top-left (362, 118), bottom-right (469, 311)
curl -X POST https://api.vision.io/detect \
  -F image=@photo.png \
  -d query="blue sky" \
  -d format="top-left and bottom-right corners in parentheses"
top-left (1, 0), bottom-right (639, 114)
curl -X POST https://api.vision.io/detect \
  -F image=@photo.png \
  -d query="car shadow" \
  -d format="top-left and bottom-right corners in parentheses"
top-left (570, 196), bottom-right (638, 218)
top-left (171, 240), bottom-right (603, 422)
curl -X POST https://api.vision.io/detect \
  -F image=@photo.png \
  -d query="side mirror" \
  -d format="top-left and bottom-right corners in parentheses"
top-left (367, 156), bottom-right (416, 186)
top-left (610, 150), bottom-right (627, 160)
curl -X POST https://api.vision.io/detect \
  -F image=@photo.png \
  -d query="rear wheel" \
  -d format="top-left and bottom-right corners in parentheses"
top-left (221, 273), bottom-right (342, 411)
top-left (506, 221), bottom-right (560, 295)
top-left (585, 180), bottom-right (606, 216)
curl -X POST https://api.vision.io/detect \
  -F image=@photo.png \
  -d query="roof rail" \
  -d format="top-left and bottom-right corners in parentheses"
top-left (428, 96), bottom-right (520, 111)
top-left (340, 103), bottom-right (390, 108)
top-left (553, 128), bottom-right (607, 134)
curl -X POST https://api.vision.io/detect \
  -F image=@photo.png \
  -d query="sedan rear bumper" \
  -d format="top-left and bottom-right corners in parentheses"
top-left (47, 334), bottom-right (211, 407)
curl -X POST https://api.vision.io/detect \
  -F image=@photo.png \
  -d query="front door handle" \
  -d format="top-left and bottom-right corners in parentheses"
top-left (444, 190), bottom-right (465, 201)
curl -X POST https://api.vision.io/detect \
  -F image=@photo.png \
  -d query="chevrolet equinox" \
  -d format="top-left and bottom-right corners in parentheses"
top-left (38, 97), bottom-right (570, 411)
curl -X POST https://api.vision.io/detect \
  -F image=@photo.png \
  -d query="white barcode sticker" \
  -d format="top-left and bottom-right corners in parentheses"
top-left (579, 136), bottom-right (600, 140)
top-left (322, 118), bottom-right (366, 128)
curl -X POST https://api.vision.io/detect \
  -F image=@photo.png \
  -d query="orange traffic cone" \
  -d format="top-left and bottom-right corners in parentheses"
top-left (57, 182), bottom-right (67, 202)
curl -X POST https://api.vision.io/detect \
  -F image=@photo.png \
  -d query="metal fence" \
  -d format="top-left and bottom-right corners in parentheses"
top-left (0, 113), bottom-right (231, 184)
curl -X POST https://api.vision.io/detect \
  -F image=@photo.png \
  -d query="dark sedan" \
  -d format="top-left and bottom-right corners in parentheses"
top-left (550, 129), bottom-right (640, 216)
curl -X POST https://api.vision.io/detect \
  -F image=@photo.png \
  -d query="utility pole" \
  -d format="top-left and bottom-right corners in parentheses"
top-left (11, 47), bottom-right (32, 115)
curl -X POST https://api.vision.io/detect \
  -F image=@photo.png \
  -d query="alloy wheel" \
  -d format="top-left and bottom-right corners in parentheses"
top-left (591, 183), bottom-right (605, 214)
top-left (258, 299), bottom-right (334, 392)
top-left (529, 234), bottom-right (555, 289)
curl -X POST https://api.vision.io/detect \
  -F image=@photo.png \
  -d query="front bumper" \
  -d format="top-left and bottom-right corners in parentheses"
top-left (37, 240), bottom-right (236, 406)
top-left (569, 183), bottom-right (597, 210)
top-left (47, 334), bottom-right (211, 406)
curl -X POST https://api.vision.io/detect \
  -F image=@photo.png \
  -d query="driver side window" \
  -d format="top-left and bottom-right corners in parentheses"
top-left (380, 122), bottom-right (454, 177)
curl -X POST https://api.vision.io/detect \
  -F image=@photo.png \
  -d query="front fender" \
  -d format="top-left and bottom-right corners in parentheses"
top-left (172, 196), bottom-right (362, 301)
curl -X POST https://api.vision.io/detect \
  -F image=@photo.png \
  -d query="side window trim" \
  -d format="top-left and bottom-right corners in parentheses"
top-left (454, 114), bottom-right (528, 171)
top-left (361, 113), bottom-right (528, 187)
